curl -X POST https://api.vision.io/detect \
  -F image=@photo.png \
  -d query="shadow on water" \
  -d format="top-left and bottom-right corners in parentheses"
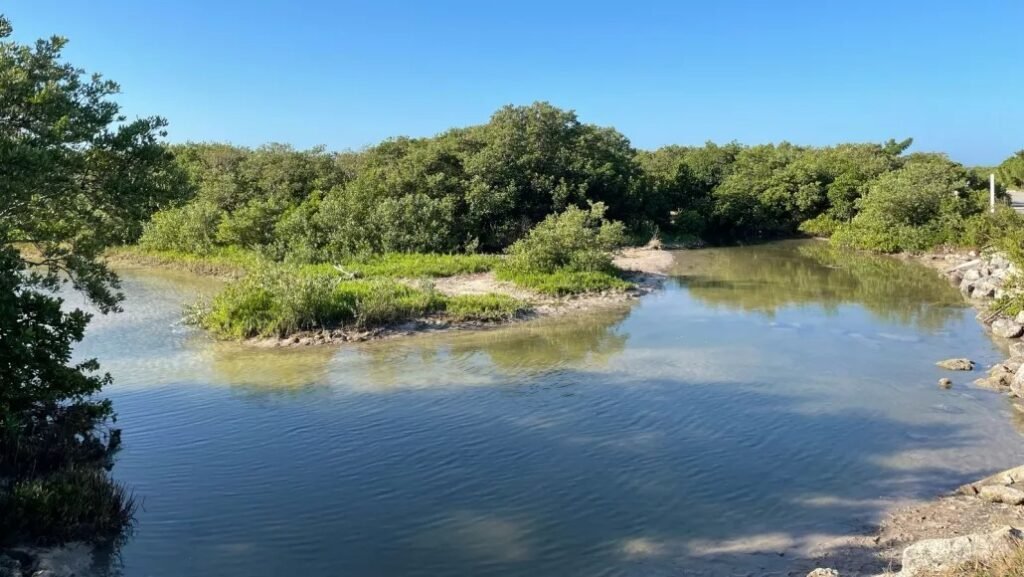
top-left (673, 240), bottom-right (966, 331)
top-left (74, 242), bottom-right (1023, 577)
top-left (98, 369), bottom-right (1008, 577)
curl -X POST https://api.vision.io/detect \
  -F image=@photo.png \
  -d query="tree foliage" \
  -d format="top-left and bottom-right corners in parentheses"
top-left (998, 150), bottom-right (1024, 189)
top-left (1, 14), bottom-right (178, 544)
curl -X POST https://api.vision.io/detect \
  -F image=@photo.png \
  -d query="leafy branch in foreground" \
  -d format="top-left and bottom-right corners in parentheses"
top-left (1, 14), bottom-right (183, 545)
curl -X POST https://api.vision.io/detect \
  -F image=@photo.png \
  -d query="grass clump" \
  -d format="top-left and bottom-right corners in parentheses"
top-left (196, 265), bottom-right (446, 338)
top-left (337, 253), bottom-right (500, 278)
top-left (496, 203), bottom-right (632, 295)
top-left (443, 294), bottom-right (526, 321)
top-left (926, 544), bottom-right (1024, 577)
top-left (0, 469), bottom-right (136, 546)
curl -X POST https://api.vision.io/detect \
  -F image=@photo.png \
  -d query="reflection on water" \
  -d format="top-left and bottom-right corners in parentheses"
top-left (70, 242), bottom-right (1024, 577)
top-left (675, 240), bottom-right (964, 330)
top-left (334, 307), bottom-right (631, 391)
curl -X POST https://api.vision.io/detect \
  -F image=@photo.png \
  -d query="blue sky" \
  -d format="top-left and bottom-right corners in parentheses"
top-left (7, 0), bottom-right (1023, 165)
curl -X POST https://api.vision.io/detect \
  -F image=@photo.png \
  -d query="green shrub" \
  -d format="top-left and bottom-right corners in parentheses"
top-left (961, 207), bottom-right (1024, 249)
top-left (798, 214), bottom-right (842, 237)
top-left (501, 203), bottom-right (626, 275)
top-left (139, 200), bottom-right (222, 254)
top-left (831, 155), bottom-right (986, 253)
top-left (444, 294), bottom-right (526, 321)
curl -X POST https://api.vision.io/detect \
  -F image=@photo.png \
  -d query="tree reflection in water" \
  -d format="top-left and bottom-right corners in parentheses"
top-left (675, 239), bottom-right (965, 331)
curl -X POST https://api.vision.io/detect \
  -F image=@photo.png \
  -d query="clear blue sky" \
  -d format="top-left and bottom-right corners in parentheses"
top-left (7, 0), bottom-right (1023, 165)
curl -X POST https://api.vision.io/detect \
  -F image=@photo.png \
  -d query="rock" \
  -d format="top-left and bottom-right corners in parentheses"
top-left (974, 280), bottom-right (998, 298)
top-left (973, 464), bottom-right (1024, 487)
top-left (993, 318), bottom-right (1024, 339)
top-left (1012, 369), bottom-right (1024, 398)
top-left (1016, 311), bottom-right (1024, 326)
top-left (1011, 342), bottom-right (1024, 358)
top-left (936, 358), bottom-right (975, 371)
top-left (964, 268), bottom-right (982, 281)
top-left (1004, 358), bottom-right (1024, 372)
top-left (979, 485), bottom-right (1024, 505)
top-left (938, 377), bottom-right (953, 389)
top-left (959, 278), bottom-right (975, 296)
top-left (807, 570), bottom-right (839, 577)
top-left (974, 376), bottom-right (1009, 391)
top-left (899, 526), bottom-right (1024, 577)
top-left (989, 364), bottom-right (1016, 387)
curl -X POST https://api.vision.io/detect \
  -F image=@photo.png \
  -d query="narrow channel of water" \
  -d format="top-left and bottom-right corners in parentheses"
top-left (71, 240), bottom-right (1024, 576)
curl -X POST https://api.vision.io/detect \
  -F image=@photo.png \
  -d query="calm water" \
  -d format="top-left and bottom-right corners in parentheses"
top-left (71, 241), bottom-right (1024, 576)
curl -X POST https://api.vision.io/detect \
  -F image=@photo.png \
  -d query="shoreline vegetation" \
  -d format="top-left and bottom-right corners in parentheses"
top-left (105, 242), bottom-right (673, 347)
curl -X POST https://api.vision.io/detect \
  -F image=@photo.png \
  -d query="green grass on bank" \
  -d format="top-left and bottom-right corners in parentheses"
top-left (193, 265), bottom-right (528, 339)
top-left (337, 253), bottom-right (501, 278)
top-left (496, 269), bottom-right (631, 296)
top-left (105, 246), bottom-right (261, 278)
top-left (108, 247), bottom-right (501, 279)
top-left (444, 293), bottom-right (526, 322)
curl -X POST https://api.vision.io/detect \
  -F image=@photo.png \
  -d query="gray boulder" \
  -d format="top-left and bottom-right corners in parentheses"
top-left (899, 526), bottom-right (1024, 577)
top-left (974, 280), bottom-right (998, 298)
top-left (806, 570), bottom-right (839, 577)
top-left (964, 268), bottom-right (982, 281)
top-left (959, 278), bottom-right (975, 296)
top-left (979, 485), bottom-right (1024, 505)
top-left (1016, 311), bottom-right (1024, 325)
top-left (936, 358), bottom-right (974, 371)
top-left (938, 377), bottom-right (953, 389)
top-left (992, 318), bottom-right (1024, 339)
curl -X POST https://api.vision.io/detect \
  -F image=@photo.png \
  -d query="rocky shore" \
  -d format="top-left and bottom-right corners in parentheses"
top-left (920, 250), bottom-right (1024, 400)
top-left (802, 249), bottom-right (1024, 577)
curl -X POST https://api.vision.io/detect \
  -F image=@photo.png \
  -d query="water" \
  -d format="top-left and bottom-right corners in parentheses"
top-left (71, 241), bottom-right (1024, 576)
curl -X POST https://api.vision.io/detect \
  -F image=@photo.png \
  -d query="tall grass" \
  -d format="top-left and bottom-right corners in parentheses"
top-left (0, 469), bottom-right (136, 546)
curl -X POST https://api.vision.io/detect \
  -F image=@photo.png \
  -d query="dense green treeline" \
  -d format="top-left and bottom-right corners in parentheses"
top-left (138, 106), bottom-right (1017, 262)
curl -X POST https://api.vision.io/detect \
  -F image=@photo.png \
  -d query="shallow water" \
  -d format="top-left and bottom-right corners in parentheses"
top-left (72, 241), bottom-right (1024, 576)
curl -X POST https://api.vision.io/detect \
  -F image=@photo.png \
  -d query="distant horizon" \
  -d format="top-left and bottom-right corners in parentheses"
top-left (7, 0), bottom-right (1023, 166)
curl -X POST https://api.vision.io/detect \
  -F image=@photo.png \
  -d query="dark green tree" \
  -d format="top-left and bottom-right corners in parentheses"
top-left (1, 14), bottom-right (178, 543)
